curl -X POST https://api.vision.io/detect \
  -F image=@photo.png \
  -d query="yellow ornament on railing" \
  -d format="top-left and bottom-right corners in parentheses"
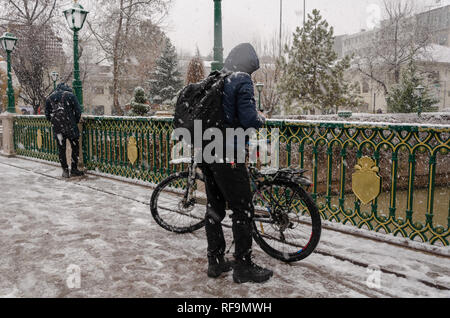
top-left (352, 156), bottom-right (381, 205)
top-left (36, 129), bottom-right (43, 150)
top-left (127, 136), bottom-right (138, 165)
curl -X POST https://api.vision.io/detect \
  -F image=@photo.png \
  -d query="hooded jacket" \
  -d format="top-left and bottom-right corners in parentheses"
top-left (45, 83), bottom-right (82, 140)
top-left (222, 43), bottom-right (265, 130)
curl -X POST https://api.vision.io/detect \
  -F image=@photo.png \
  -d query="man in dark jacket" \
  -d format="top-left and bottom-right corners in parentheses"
top-left (201, 43), bottom-right (272, 284)
top-left (45, 83), bottom-right (84, 178)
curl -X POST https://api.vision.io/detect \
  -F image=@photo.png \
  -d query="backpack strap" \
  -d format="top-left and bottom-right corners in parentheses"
top-left (208, 70), bottom-right (232, 80)
top-left (61, 91), bottom-right (67, 106)
top-left (52, 91), bottom-right (67, 112)
top-left (221, 71), bottom-right (233, 79)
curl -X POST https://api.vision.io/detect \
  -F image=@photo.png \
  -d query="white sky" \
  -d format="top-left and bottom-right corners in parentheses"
top-left (165, 0), bottom-right (450, 56)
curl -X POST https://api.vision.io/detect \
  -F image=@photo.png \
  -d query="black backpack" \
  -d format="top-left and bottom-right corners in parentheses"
top-left (50, 92), bottom-right (72, 136)
top-left (174, 71), bottom-right (231, 145)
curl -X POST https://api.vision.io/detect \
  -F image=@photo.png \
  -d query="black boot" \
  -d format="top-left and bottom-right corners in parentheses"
top-left (71, 168), bottom-right (85, 177)
top-left (207, 255), bottom-right (233, 278)
top-left (62, 168), bottom-right (70, 179)
top-left (205, 209), bottom-right (228, 278)
top-left (233, 253), bottom-right (273, 284)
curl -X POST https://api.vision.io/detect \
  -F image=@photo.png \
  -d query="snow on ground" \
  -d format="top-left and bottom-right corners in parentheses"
top-left (0, 156), bottom-right (449, 298)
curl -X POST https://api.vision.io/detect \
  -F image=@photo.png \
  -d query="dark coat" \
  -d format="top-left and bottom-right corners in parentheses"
top-left (222, 43), bottom-right (266, 160)
top-left (222, 43), bottom-right (265, 130)
top-left (45, 83), bottom-right (82, 140)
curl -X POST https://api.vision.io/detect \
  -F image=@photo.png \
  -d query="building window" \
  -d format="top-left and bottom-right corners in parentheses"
top-left (428, 71), bottom-right (440, 84)
top-left (355, 82), bottom-right (361, 94)
top-left (440, 34), bottom-right (447, 46)
top-left (93, 87), bottom-right (104, 95)
top-left (93, 105), bottom-right (105, 115)
top-left (100, 66), bottom-right (110, 73)
top-left (362, 80), bottom-right (370, 93)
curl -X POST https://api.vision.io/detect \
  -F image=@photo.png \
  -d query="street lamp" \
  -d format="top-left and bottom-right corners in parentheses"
top-left (256, 83), bottom-right (264, 111)
top-left (50, 71), bottom-right (59, 90)
top-left (303, 0), bottom-right (306, 27)
top-left (279, 0), bottom-right (283, 56)
top-left (0, 31), bottom-right (18, 113)
top-left (212, 0), bottom-right (223, 71)
top-left (414, 85), bottom-right (425, 118)
top-left (63, 0), bottom-right (89, 112)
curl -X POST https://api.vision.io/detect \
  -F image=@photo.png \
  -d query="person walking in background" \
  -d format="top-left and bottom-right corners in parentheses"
top-left (45, 83), bottom-right (84, 178)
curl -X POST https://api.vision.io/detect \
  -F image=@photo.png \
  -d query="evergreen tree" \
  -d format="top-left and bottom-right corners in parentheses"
top-left (128, 87), bottom-right (151, 116)
top-left (277, 9), bottom-right (362, 115)
top-left (387, 61), bottom-right (439, 114)
top-left (148, 38), bottom-right (183, 105)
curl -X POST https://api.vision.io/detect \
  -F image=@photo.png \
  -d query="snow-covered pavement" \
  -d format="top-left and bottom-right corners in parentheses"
top-left (0, 155), bottom-right (449, 298)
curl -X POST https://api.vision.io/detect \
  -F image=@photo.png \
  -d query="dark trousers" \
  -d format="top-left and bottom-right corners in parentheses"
top-left (200, 163), bottom-right (254, 260)
top-left (56, 136), bottom-right (80, 170)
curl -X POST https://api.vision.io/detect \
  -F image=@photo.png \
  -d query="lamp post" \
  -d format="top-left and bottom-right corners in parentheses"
top-left (212, 0), bottom-right (223, 72)
top-left (415, 85), bottom-right (425, 118)
top-left (50, 71), bottom-right (59, 91)
top-left (279, 0), bottom-right (283, 56)
top-left (63, 0), bottom-right (89, 113)
top-left (303, 0), bottom-right (306, 27)
top-left (0, 32), bottom-right (18, 113)
top-left (256, 83), bottom-right (264, 111)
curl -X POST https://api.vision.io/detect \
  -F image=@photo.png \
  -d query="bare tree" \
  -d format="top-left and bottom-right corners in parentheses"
top-left (251, 30), bottom-right (290, 117)
top-left (127, 20), bottom-right (166, 87)
top-left (185, 53), bottom-right (205, 85)
top-left (355, 0), bottom-right (431, 96)
top-left (0, 0), bottom-right (57, 25)
top-left (88, 0), bottom-right (171, 115)
top-left (0, 0), bottom-right (62, 113)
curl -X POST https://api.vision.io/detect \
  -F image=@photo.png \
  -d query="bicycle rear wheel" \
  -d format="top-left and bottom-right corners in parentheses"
top-left (150, 172), bottom-right (206, 234)
top-left (252, 180), bottom-right (321, 262)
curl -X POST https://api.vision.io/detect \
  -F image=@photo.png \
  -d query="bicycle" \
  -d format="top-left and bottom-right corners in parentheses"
top-left (150, 155), bottom-right (321, 263)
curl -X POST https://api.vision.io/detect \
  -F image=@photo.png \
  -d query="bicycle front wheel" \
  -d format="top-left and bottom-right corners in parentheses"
top-left (150, 172), bottom-right (206, 234)
top-left (252, 180), bottom-right (321, 262)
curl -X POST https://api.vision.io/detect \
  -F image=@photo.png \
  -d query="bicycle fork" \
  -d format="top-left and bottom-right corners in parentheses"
top-left (183, 162), bottom-right (198, 207)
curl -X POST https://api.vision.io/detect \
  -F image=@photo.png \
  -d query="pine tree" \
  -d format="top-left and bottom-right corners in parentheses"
top-left (387, 61), bottom-right (439, 114)
top-left (128, 87), bottom-right (150, 116)
top-left (148, 38), bottom-right (183, 106)
top-left (277, 9), bottom-right (362, 115)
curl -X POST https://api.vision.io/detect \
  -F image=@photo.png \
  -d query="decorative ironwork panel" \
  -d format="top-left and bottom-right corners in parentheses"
top-left (272, 120), bottom-right (450, 246)
top-left (82, 116), bottom-right (178, 185)
top-left (13, 115), bottom-right (59, 163)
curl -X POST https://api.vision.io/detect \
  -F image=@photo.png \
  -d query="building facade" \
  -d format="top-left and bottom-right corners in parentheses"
top-left (335, 5), bottom-right (450, 113)
top-left (83, 63), bottom-right (143, 116)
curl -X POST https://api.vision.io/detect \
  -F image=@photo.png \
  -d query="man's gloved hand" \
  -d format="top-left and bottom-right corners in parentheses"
top-left (258, 111), bottom-right (266, 122)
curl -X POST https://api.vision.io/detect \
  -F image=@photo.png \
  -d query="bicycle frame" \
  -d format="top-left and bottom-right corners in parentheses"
top-left (158, 153), bottom-right (321, 261)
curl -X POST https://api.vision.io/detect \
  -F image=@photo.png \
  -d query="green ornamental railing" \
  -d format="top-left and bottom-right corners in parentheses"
top-left (274, 119), bottom-right (450, 246)
top-left (13, 115), bottom-right (60, 163)
top-left (11, 115), bottom-right (450, 246)
top-left (82, 116), bottom-right (178, 184)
